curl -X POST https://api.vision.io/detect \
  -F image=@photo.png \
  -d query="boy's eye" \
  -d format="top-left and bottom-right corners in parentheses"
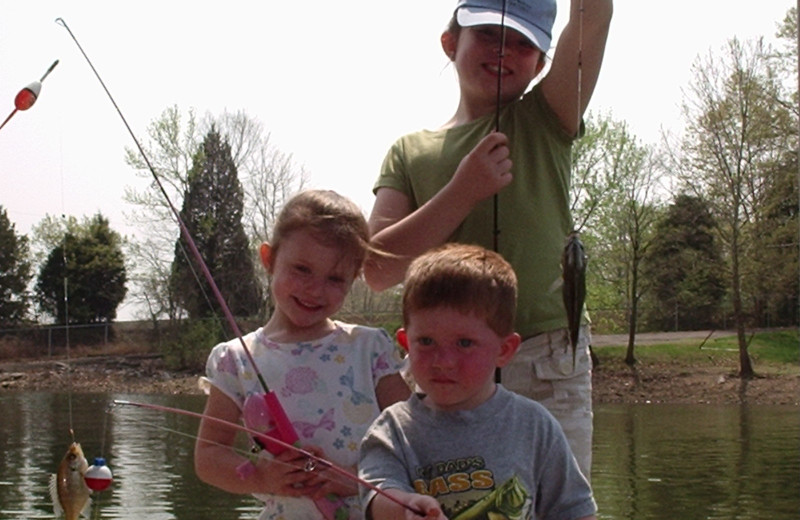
top-left (328, 275), bottom-right (346, 285)
top-left (456, 338), bottom-right (473, 348)
top-left (294, 264), bottom-right (311, 274)
top-left (418, 337), bottom-right (434, 346)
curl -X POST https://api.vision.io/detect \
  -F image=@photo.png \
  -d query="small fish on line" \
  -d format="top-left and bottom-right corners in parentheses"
top-left (49, 442), bottom-right (92, 520)
top-left (562, 231), bottom-right (587, 367)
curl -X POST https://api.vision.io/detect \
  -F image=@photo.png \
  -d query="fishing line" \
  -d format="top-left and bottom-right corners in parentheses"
top-left (104, 406), bottom-right (359, 493)
top-left (112, 399), bottom-right (423, 515)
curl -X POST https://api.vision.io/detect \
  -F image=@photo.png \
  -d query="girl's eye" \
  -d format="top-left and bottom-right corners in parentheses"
top-left (457, 338), bottom-right (473, 348)
top-left (328, 275), bottom-right (346, 285)
top-left (418, 337), bottom-right (434, 347)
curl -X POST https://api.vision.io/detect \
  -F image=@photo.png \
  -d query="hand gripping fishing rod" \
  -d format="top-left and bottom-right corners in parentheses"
top-left (55, 18), bottom-right (423, 518)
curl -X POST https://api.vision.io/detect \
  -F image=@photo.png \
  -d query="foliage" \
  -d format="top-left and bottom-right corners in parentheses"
top-left (35, 214), bottom-right (127, 324)
top-left (0, 207), bottom-right (32, 326)
top-left (573, 112), bottom-right (664, 360)
top-left (123, 107), bottom-right (307, 322)
top-left (642, 194), bottom-right (726, 330)
top-left (170, 127), bottom-right (261, 320)
top-left (161, 318), bottom-right (226, 371)
top-left (673, 32), bottom-right (797, 376)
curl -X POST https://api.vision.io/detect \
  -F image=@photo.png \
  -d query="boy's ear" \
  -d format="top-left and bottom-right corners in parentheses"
top-left (496, 333), bottom-right (522, 368)
top-left (396, 328), bottom-right (409, 352)
top-left (259, 242), bottom-right (272, 271)
top-left (441, 31), bottom-right (456, 61)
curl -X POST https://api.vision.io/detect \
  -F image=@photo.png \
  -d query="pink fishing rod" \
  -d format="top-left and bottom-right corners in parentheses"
top-left (57, 18), bottom-right (423, 518)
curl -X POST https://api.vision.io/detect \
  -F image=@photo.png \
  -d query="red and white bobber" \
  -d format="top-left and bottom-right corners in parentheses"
top-left (84, 457), bottom-right (113, 492)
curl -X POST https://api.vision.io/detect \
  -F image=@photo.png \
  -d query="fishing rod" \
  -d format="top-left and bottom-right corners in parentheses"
top-left (492, 0), bottom-right (507, 255)
top-left (494, 0), bottom-right (507, 385)
top-left (112, 399), bottom-right (425, 516)
top-left (53, 17), bottom-right (268, 391)
top-left (55, 18), bottom-right (423, 517)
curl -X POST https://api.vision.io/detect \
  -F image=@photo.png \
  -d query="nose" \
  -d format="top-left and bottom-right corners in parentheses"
top-left (431, 344), bottom-right (458, 369)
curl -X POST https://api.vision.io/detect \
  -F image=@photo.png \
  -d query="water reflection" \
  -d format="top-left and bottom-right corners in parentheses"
top-left (0, 392), bottom-right (797, 519)
top-left (592, 404), bottom-right (800, 520)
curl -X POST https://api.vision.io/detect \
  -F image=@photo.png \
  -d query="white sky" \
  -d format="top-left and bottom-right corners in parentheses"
top-left (0, 0), bottom-right (794, 317)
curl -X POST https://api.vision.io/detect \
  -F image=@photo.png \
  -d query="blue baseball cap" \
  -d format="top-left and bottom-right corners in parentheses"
top-left (455, 0), bottom-right (557, 52)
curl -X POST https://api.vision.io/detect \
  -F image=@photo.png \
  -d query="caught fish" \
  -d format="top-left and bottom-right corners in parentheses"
top-left (562, 231), bottom-right (587, 366)
top-left (49, 442), bottom-right (92, 520)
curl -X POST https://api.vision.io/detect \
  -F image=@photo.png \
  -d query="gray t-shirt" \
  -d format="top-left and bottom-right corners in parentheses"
top-left (359, 385), bottom-right (596, 520)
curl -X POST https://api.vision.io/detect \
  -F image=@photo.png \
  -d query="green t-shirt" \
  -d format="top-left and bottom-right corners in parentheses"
top-left (375, 85), bottom-right (577, 338)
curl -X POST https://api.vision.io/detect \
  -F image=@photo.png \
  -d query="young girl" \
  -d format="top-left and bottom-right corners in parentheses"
top-left (194, 189), bottom-right (411, 520)
top-left (364, 0), bottom-right (612, 480)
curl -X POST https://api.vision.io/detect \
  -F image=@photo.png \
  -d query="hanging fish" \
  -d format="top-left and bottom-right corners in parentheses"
top-left (49, 442), bottom-right (92, 520)
top-left (562, 231), bottom-right (587, 366)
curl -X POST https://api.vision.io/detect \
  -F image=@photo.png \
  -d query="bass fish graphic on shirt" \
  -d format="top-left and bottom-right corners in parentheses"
top-left (450, 475), bottom-right (532, 520)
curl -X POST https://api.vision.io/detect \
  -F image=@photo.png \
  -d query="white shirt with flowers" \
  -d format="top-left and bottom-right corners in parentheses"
top-left (200, 320), bottom-right (406, 520)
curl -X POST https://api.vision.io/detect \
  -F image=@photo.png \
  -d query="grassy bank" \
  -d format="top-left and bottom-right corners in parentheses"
top-left (593, 329), bottom-right (799, 373)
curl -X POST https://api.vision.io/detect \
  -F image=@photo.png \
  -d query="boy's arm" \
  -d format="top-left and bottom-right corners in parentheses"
top-left (541, 0), bottom-right (613, 136)
top-left (369, 489), bottom-right (447, 520)
top-left (365, 132), bottom-right (512, 291)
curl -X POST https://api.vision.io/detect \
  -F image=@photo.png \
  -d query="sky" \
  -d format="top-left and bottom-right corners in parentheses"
top-left (0, 1), bottom-right (795, 317)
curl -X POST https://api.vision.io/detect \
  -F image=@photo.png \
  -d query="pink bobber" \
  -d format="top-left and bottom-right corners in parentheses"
top-left (85, 457), bottom-right (113, 491)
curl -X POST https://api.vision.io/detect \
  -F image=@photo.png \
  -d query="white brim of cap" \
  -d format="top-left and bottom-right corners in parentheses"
top-left (456, 7), bottom-right (550, 52)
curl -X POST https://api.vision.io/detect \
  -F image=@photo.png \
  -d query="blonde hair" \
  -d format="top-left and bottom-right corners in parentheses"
top-left (270, 190), bottom-right (370, 276)
top-left (402, 243), bottom-right (517, 336)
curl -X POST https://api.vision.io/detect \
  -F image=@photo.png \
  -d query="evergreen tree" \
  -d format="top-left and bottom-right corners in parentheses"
top-left (35, 214), bottom-right (127, 323)
top-left (0, 207), bottom-right (32, 326)
top-left (170, 127), bottom-right (261, 320)
top-left (643, 194), bottom-right (726, 330)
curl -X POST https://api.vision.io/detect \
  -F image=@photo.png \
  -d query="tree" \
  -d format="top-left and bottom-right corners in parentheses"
top-left (642, 194), bottom-right (726, 331)
top-left (170, 127), bottom-right (261, 320)
top-left (0, 207), bottom-right (32, 326)
top-left (573, 113), bottom-right (664, 363)
top-left (674, 36), bottom-right (792, 378)
top-left (35, 214), bottom-right (127, 323)
top-left (124, 107), bottom-right (307, 322)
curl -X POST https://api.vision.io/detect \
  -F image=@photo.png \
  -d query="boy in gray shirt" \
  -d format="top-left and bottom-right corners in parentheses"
top-left (359, 244), bottom-right (596, 520)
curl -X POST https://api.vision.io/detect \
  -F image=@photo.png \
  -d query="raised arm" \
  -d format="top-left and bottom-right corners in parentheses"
top-left (541, 0), bottom-right (613, 136)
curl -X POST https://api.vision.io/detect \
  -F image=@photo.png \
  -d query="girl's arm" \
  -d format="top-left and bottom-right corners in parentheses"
top-left (194, 386), bottom-right (318, 496)
top-left (365, 132), bottom-right (512, 291)
top-left (376, 372), bottom-right (411, 410)
top-left (541, 0), bottom-right (613, 136)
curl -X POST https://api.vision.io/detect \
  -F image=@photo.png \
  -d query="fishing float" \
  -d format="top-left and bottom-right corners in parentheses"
top-left (0, 59), bottom-right (59, 133)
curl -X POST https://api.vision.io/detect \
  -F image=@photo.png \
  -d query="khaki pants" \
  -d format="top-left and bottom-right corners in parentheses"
top-left (501, 325), bottom-right (593, 480)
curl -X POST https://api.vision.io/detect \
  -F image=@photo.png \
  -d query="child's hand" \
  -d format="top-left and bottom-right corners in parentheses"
top-left (450, 132), bottom-right (512, 205)
top-left (369, 488), bottom-right (449, 520)
top-left (299, 446), bottom-right (359, 499)
top-left (404, 493), bottom-right (448, 520)
top-left (254, 448), bottom-right (321, 497)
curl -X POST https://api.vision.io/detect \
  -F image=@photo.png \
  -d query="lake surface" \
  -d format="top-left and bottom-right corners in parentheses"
top-left (0, 392), bottom-right (797, 519)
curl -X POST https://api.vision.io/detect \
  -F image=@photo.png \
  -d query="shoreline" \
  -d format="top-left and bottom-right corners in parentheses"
top-left (1, 352), bottom-right (797, 406)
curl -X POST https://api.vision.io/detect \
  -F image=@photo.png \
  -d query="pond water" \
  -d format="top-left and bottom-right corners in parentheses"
top-left (0, 392), bottom-right (797, 519)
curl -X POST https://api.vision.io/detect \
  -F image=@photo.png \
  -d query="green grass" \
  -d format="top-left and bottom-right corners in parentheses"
top-left (593, 329), bottom-right (799, 371)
